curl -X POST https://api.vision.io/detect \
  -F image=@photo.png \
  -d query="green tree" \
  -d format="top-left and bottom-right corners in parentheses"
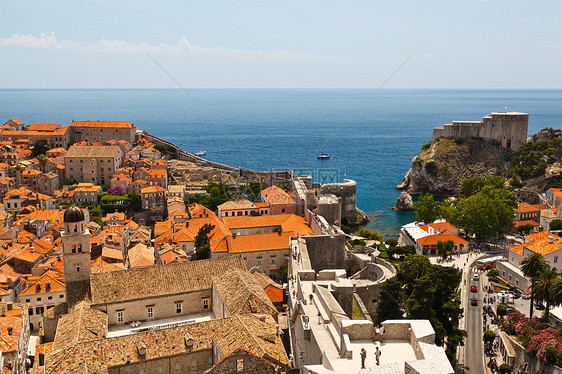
top-left (521, 253), bottom-right (547, 318)
top-left (437, 240), bottom-right (454, 259)
top-left (413, 194), bottom-right (442, 224)
top-left (195, 224), bottom-right (215, 260)
top-left (127, 193), bottom-right (142, 212)
top-left (92, 217), bottom-right (105, 228)
top-left (398, 255), bottom-right (431, 292)
top-left (517, 223), bottom-right (535, 236)
top-left (487, 268), bottom-right (500, 279)
top-left (496, 304), bottom-right (507, 318)
top-left (446, 186), bottom-right (516, 241)
top-left (31, 139), bottom-right (49, 157)
top-left (549, 219), bottom-right (562, 231)
top-left (375, 277), bottom-right (404, 324)
top-left (498, 364), bottom-right (512, 374)
top-left (277, 264), bottom-right (288, 283)
top-left (461, 176), bottom-right (506, 197)
top-left (483, 329), bottom-right (496, 343)
top-left (37, 154), bottom-right (48, 172)
top-left (532, 266), bottom-right (560, 321)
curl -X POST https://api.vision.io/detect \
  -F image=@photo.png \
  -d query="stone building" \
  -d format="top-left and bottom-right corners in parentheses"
top-left (0, 124), bottom-right (71, 149)
top-left (140, 185), bottom-right (166, 221)
top-left (0, 302), bottom-right (30, 374)
top-left (37, 172), bottom-right (59, 196)
top-left (70, 120), bottom-right (137, 144)
top-left (17, 272), bottom-right (65, 331)
top-left (261, 185), bottom-right (296, 215)
top-left (432, 112), bottom-right (529, 150)
top-left (64, 145), bottom-right (124, 186)
top-left (217, 199), bottom-right (259, 218)
top-left (89, 256), bottom-right (245, 327)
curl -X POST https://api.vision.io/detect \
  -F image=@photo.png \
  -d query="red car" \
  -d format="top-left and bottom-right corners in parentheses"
top-left (470, 286), bottom-right (477, 293)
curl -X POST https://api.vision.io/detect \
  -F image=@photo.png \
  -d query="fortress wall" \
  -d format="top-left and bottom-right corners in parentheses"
top-left (480, 112), bottom-right (529, 149)
top-left (320, 179), bottom-right (357, 216)
top-left (431, 112), bottom-right (529, 149)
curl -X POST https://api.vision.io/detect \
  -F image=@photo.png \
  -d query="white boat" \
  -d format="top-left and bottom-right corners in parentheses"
top-left (195, 136), bottom-right (206, 157)
top-left (317, 140), bottom-right (331, 159)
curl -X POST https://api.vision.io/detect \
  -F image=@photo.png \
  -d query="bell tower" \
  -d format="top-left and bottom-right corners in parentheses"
top-left (62, 206), bottom-right (92, 296)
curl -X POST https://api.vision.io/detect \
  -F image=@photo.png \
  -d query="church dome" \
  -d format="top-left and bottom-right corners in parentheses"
top-left (64, 206), bottom-right (84, 223)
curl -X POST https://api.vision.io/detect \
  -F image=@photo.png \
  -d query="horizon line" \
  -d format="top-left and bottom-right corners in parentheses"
top-left (1, 87), bottom-right (562, 90)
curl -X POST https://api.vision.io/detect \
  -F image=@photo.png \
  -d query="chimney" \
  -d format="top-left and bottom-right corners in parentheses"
top-left (1, 308), bottom-right (5, 317)
top-left (549, 236), bottom-right (554, 244)
top-left (7, 326), bottom-right (12, 335)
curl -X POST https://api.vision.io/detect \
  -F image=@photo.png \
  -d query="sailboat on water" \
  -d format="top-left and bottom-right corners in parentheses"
top-left (317, 140), bottom-right (331, 159)
top-left (194, 136), bottom-right (207, 157)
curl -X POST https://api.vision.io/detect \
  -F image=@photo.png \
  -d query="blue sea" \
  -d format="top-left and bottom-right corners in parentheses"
top-left (2, 88), bottom-right (562, 237)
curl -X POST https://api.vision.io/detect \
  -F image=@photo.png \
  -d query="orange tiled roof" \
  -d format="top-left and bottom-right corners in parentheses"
top-left (549, 188), bottom-right (562, 197)
top-left (416, 231), bottom-right (468, 246)
top-left (27, 124), bottom-right (59, 132)
top-left (428, 221), bottom-right (457, 230)
top-left (9, 119), bottom-right (23, 125)
top-left (254, 202), bottom-right (270, 208)
top-left (514, 220), bottom-right (539, 228)
top-left (220, 214), bottom-right (313, 235)
top-left (149, 169), bottom-right (166, 177)
top-left (514, 202), bottom-right (542, 213)
top-left (261, 185), bottom-right (294, 205)
top-left (20, 272), bottom-right (65, 295)
top-left (521, 231), bottom-right (562, 256)
top-left (228, 231), bottom-right (294, 253)
top-left (71, 120), bottom-right (135, 128)
top-left (141, 185), bottom-right (165, 194)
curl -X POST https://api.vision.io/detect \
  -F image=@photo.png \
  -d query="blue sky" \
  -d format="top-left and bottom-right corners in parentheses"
top-left (1, 0), bottom-right (561, 88)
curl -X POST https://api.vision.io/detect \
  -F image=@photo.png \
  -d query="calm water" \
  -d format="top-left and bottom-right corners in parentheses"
top-left (2, 88), bottom-right (562, 237)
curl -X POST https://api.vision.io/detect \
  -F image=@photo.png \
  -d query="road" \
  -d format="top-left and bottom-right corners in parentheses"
top-left (458, 267), bottom-right (485, 374)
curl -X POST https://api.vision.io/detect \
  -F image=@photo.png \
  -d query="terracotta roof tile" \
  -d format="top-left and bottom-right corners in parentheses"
top-left (90, 256), bottom-right (245, 305)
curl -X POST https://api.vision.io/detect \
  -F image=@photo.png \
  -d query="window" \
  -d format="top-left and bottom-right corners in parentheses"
top-left (176, 302), bottom-right (182, 314)
top-left (117, 311), bottom-right (123, 322)
top-left (76, 264), bottom-right (80, 273)
top-left (271, 257), bottom-right (276, 264)
top-left (25, 299), bottom-right (30, 303)
top-left (257, 258), bottom-right (262, 265)
top-left (555, 257), bottom-right (559, 264)
top-left (48, 296), bottom-right (52, 300)
top-left (282, 208), bottom-right (286, 213)
top-left (28, 308), bottom-right (33, 316)
top-left (158, 368), bottom-right (163, 374)
top-left (59, 295), bottom-right (64, 298)
top-left (191, 359), bottom-right (196, 368)
top-left (175, 363), bottom-right (180, 372)
top-left (36, 307), bottom-right (44, 314)
top-left (203, 299), bottom-right (209, 310)
top-left (37, 297), bottom-right (42, 302)
top-left (147, 307), bottom-right (153, 318)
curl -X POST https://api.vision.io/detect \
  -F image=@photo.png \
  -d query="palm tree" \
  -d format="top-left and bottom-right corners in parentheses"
top-left (531, 266), bottom-right (560, 321)
top-left (521, 253), bottom-right (547, 318)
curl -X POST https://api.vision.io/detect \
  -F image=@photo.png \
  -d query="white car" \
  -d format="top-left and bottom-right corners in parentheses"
top-left (522, 292), bottom-right (531, 300)
top-left (473, 274), bottom-right (480, 281)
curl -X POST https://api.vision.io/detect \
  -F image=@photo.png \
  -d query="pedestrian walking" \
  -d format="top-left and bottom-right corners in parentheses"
top-left (317, 312), bottom-right (322, 324)
top-left (360, 348), bottom-right (367, 369)
top-left (375, 347), bottom-right (382, 365)
top-left (379, 325), bottom-right (385, 343)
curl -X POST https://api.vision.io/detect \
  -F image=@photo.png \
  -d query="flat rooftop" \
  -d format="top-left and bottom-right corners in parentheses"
top-left (306, 340), bottom-right (416, 374)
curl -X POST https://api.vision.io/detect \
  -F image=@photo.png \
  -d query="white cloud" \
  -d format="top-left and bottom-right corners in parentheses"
top-left (0, 31), bottom-right (296, 57)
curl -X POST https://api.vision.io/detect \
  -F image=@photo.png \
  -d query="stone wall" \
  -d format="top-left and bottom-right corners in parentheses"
top-left (304, 234), bottom-right (346, 272)
top-left (205, 349), bottom-right (276, 374)
top-left (108, 349), bottom-right (211, 374)
top-left (432, 112), bottom-right (529, 150)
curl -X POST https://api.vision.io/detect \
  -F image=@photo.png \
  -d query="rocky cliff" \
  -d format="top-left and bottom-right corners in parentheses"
top-left (397, 137), bottom-right (512, 195)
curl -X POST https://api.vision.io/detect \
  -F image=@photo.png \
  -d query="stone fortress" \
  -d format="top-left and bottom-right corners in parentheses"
top-left (432, 112), bottom-right (529, 149)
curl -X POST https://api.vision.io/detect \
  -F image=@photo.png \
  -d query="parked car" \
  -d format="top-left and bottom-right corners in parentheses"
top-left (513, 290), bottom-right (521, 299)
top-left (506, 307), bottom-right (519, 314)
top-left (471, 286), bottom-right (478, 293)
top-left (522, 292), bottom-right (531, 300)
top-left (535, 303), bottom-right (545, 311)
top-left (471, 298), bottom-right (478, 306)
top-left (473, 274), bottom-right (480, 281)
